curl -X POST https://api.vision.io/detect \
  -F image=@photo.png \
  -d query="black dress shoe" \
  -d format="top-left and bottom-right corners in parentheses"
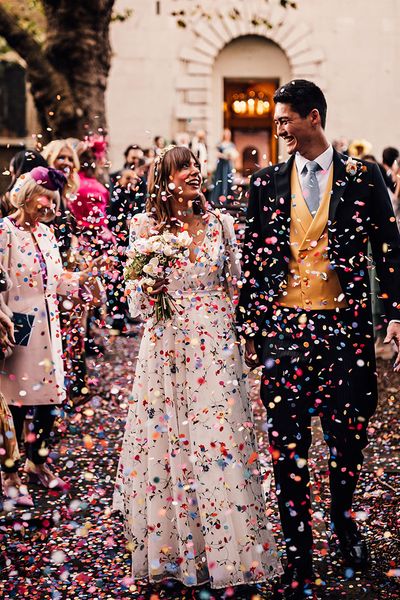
top-left (84, 338), bottom-right (105, 356)
top-left (274, 565), bottom-right (315, 599)
top-left (332, 519), bottom-right (369, 571)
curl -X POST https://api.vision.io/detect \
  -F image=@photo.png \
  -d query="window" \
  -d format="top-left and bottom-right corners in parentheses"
top-left (0, 61), bottom-right (26, 138)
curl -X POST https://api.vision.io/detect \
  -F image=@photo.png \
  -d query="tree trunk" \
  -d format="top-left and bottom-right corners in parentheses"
top-left (43, 0), bottom-right (114, 138)
top-left (0, 1), bottom-right (115, 139)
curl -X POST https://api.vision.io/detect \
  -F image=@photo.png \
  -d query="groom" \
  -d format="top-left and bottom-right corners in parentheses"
top-left (238, 79), bottom-right (400, 597)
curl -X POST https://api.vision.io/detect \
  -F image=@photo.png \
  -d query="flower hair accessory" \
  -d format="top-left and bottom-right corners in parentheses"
top-left (85, 134), bottom-right (108, 161)
top-left (153, 144), bottom-right (176, 179)
top-left (158, 144), bottom-right (176, 160)
top-left (30, 166), bottom-right (67, 192)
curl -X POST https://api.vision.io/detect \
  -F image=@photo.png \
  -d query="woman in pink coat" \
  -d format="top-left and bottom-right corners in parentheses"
top-left (0, 167), bottom-right (102, 506)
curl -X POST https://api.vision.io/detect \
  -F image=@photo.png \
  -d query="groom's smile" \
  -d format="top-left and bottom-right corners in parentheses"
top-left (274, 102), bottom-right (317, 157)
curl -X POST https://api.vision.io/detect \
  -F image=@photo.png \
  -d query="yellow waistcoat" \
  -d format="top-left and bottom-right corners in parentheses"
top-left (277, 163), bottom-right (348, 310)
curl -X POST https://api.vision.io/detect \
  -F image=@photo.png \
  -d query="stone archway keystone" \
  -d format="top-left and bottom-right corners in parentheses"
top-left (175, 5), bottom-right (325, 132)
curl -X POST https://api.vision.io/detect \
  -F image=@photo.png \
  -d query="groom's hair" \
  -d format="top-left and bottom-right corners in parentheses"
top-left (273, 79), bottom-right (327, 129)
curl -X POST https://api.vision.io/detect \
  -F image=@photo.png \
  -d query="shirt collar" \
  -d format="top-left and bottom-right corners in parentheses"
top-left (295, 144), bottom-right (334, 174)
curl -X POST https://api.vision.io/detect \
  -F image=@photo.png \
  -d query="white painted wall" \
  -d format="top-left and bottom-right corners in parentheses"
top-left (107, 0), bottom-right (400, 169)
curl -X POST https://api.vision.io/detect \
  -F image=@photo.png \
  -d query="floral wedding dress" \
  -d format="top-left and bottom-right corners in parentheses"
top-left (113, 211), bottom-right (282, 589)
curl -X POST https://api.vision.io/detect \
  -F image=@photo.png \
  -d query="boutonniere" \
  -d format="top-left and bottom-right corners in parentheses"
top-left (344, 157), bottom-right (367, 179)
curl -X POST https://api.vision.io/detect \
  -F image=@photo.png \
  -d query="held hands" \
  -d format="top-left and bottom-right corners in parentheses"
top-left (84, 254), bottom-right (117, 275)
top-left (383, 321), bottom-right (400, 372)
top-left (244, 338), bottom-right (261, 370)
top-left (78, 255), bottom-right (113, 306)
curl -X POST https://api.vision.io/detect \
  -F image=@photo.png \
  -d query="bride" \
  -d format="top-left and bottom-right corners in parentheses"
top-left (113, 145), bottom-right (282, 589)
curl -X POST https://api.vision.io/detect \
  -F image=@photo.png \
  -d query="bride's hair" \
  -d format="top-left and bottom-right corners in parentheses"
top-left (146, 145), bottom-right (206, 225)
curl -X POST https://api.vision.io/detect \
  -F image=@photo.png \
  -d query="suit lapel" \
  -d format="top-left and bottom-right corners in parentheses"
top-left (274, 155), bottom-right (295, 219)
top-left (328, 150), bottom-right (349, 222)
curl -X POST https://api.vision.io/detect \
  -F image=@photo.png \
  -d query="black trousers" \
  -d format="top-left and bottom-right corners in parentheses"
top-left (60, 306), bottom-right (87, 399)
top-left (2, 404), bottom-right (57, 473)
top-left (258, 308), bottom-right (377, 568)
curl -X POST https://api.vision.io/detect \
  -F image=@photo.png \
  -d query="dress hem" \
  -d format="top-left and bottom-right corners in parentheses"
top-left (129, 572), bottom-right (283, 590)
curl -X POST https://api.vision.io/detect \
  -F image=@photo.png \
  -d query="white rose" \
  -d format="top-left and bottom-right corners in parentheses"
top-left (150, 240), bottom-right (164, 253)
top-left (163, 245), bottom-right (174, 257)
top-left (162, 232), bottom-right (174, 244)
top-left (133, 238), bottom-right (152, 254)
top-left (143, 256), bottom-right (161, 276)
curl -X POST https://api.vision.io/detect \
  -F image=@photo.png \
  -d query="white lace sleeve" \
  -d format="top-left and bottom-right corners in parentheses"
top-left (220, 213), bottom-right (241, 303)
top-left (126, 213), bottom-right (156, 319)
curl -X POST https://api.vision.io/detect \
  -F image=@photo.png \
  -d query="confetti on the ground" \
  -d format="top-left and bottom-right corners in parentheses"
top-left (0, 326), bottom-right (399, 599)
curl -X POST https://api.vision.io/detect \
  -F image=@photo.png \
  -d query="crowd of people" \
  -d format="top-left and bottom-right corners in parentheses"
top-left (0, 79), bottom-right (400, 598)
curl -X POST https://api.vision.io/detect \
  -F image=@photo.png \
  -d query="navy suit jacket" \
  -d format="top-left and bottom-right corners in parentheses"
top-left (238, 150), bottom-right (400, 343)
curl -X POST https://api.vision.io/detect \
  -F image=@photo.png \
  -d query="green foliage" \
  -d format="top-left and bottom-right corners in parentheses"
top-left (124, 252), bottom-right (149, 282)
top-left (111, 8), bottom-right (133, 23)
top-left (229, 8), bottom-right (241, 20)
top-left (1, 0), bottom-right (45, 44)
top-left (28, 0), bottom-right (44, 13)
top-left (0, 38), bottom-right (11, 55)
top-left (170, 0), bottom-right (297, 29)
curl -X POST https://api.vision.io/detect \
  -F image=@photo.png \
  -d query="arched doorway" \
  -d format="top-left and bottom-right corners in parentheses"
top-left (211, 35), bottom-right (291, 175)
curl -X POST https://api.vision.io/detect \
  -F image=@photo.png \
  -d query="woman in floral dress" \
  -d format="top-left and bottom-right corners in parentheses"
top-left (113, 146), bottom-right (282, 589)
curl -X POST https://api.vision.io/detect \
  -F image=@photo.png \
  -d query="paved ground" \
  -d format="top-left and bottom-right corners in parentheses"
top-left (0, 325), bottom-right (399, 599)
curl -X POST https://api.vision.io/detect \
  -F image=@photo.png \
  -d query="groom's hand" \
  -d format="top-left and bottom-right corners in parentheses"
top-left (244, 338), bottom-right (261, 370)
top-left (383, 321), bottom-right (400, 372)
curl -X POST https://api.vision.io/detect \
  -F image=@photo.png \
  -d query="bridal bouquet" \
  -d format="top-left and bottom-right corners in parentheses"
top-left (124, 230), bottom-right (192, 322)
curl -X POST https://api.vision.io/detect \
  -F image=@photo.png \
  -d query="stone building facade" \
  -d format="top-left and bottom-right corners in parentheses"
top-left (0, 0), bottom-right (399, 175)
top-left (107, 0), bottom-right (400, 170)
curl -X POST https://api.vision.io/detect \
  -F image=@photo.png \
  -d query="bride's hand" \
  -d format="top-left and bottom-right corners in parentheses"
top-left (142, 278), bottom-right (169, 296)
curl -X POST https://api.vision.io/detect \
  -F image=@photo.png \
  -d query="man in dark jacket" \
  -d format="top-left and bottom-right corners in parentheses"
top-left (108, 165), bottom-right (146, 333)
top-left (238, 79), bottom-right (400, 598)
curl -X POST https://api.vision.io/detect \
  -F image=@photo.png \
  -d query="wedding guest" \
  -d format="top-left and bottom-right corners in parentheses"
top-left (362, 154), bottom-right (395, 193)
top-left (42, 140), bottom-right (80, 201)
top-left (72, 145), bottom-right (115, 356)
top-left (175, 131), bottom-right (191, 148)
top-left (382, 147), bottom-right (400, 202)
top-left (110, 144), bottom-right (144, 189)
top-left (153, 135), bottom-right (165, 156)
top-left (332, 137), bottom-right (349, 154)
top-left (0, 390), bottom-right (20, 503)
top-left (190, 129), bottom-right (208, 180)
top-left (113, 145), bottom-right (282, 590)
top-left (0, 265), bottom-right (13, 355)
top-left (144, 147), bottom-right (155, 163)
top-left (42, 139), bottom-right (81, 258)
top-left (124, 144), bottom-right (145, 169)
top-left (348, 138), bottom-right (372, 159)
top-left (211, 128), bottom-right (238, 206)
top-left (239, 79), bottom-right (400, 597)
top-left (0, 265), bottom-right (23, 505)
top-left (363, 155), bottom-right (394, 359)
top-left (72, 145), bottom-right (114, 256)
top-left (108, 168), bottom-right (145, 334)
top-left (0, 167), bottom-right (103, 503)
top-left (1, 149), bottom-right (48, 217)
top-left (382, 146), bottom-right (399, 175)
top-left (42, 140), bottom-right (89, 404)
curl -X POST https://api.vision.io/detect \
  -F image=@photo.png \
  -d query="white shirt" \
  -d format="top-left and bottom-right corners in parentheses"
top-left (295, 144), bottom-right (334, 203)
